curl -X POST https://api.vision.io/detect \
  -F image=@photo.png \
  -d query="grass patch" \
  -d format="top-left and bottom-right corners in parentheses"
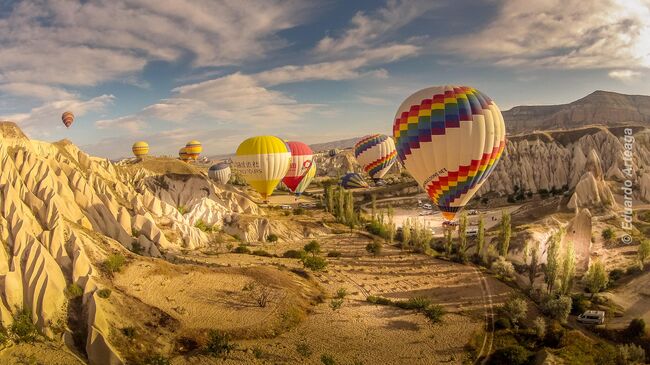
top-left (194, 219), bottom-right (214, 233)
top-left (97, 288), bottom-right (112, 299)
top-left (103, 253), bottom-right (126, 273)
top-left (65, 283), bottom-right (83, 299)
top-left (10, 309), bottom-right (38, 344)
top-left (204, 330), bottom-right (236, 358)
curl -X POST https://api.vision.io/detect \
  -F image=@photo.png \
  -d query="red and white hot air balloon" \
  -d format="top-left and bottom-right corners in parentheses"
top-left (61, 111), bottom-right (74, 128)
top-left (282, 141), bottom-right (314, 196)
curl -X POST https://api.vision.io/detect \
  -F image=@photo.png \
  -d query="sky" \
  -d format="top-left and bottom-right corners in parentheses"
top-left (0, 0), bottom-right (649, 159)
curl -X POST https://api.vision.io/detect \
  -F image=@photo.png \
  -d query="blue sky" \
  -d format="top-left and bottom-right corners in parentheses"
top-left (0, 0), bottom-right (649, 158)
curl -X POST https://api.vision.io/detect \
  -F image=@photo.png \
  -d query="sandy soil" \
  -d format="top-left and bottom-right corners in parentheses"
top-left (604, 269), bottom-right (650, 329)
top-left (0, 342), bottom-right (85, 365)
top-left (175, 232), bottom-right (515, 364)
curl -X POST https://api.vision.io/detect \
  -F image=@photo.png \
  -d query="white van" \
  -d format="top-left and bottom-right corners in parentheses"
top-left (577, 310), bottom-right (605, 325)
top-left (466, 226), bottom-right (479, 236)
top-left (422, 203), bottom-right (433, 210)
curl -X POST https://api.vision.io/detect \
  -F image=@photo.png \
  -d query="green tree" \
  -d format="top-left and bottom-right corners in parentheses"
top-left (560, 241), bottom-right (576, 295)
top-left (304, 240), bottom-right (321, 257)
top-left (344, 191), bottom-right (357, 227)
top-left (457, 213), bottom-right (468, 262)
top-left (544, 229), bottom-right (563, 293)
top-left (585, 260), bottom-right (608, 297)
top-left (477, 214), bottom-right (485, 263)
top-left (528, 241), bottom-right (540, 288)
top-left (325, 185), bottom-right (335, 213)
top-left (638, 239), bottom-right (650, 267)
top-left (502, 295), bottom-right (528, 327)
top-left (401, 219), bottom-right (411, 249)
top-left (336, 187), bottom-right (345, 222)
top-left (386, 206), bottom-right (396, 244)
top-left (444, 226), bottom-right (453, 257)
top-left (498, 210), bottom-right (511, 257)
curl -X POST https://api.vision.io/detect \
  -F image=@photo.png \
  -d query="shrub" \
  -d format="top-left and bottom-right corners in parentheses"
top-left (423, 305), bottom-right (445, 324)
top-left (501, 296), bottom-right (528, 327)
top-left (121, 326), bottom-right (136, 339)
top-left (195, 220), bottom-right (214, 232)
top-left (601, 228), bottom-right (614, 240)
top-left (66, 283), bottom-right (83, 299)
top-left (365, 241), bottom-right (382, 256)
top-left (327, 251), bottom-right (342, 258)
top-left (626, 318), bottom-right (646, 339)
top-left (252, 249), bottom-right (272, 257)
top-left (302, 256), bottom-right (327, 271)
top-left (304, 240), bottom-right (321, 256)
top-left (617, 344), bottom-right (646, 365)
top-left (494, 317), bottom-right (511, 330)
top-left (252, 347), bottom-right (264, 359)
top-left (0, 325), bottom-right (7, 346)
top-left (293, 207), bottom-right (305, 215)
top-left (144, 354), bottom-right (170, 365)
top-left (533, 317), bottom-right (546, 340)
top-left (266, 233), bottom-right (279, 242)
top-left (366, 296), bottom-right (393, 306)
top-left (177, 206), bottom-right (187, 215)
top-left (296, 341), bottom-right (312, 358)
top-left (544, 321), bottom-right (566, 347)
top-left (571, 294), bottom-right (589, 315)
top-left (491, 256), bottom-right (515, 279)
top-left (487, 345), bottom-right (529, 365)
top-left (283, 249), bottom-right (306, 259)
top-left (335, 288), bottom-right (347, 299)
top-left (543, 295), bottom-right (572, 323)
top-left (97, 288), bottom-right (112, 299)
top-left (254, 287), bottom-right (272, 308)
top-left (330, 299), bottom-right (344, 311)
top-left (205, 330), bottom-right (235, 358)
top-left (131, 241), bottom-right (143, 254)
top-left (609, 268), bottom-right (625, 282)
top-left (395, 297), bottom-right (431, 310)
top-left (626, 264), bottom-right (642, 275)
top-left (10, 309), bottom-right (38, 343)
top-left (320, 354), bottom-right (336, 365)
top-left (103, 253), bottom-right (126, 273)
top-left (233, 245), bottom-right (250, 254)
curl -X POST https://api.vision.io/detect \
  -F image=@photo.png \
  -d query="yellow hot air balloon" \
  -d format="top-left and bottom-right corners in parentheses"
top-left (232, 136), bottom-right (291, 202)
top-left (179, 147), bottom-right (190, 161)
top-left (393, 85), bottom-right (506, 221)
top-left (185, 140), bottom-right (202, 160)
top-left (132, 141), bottom-right (149, 158)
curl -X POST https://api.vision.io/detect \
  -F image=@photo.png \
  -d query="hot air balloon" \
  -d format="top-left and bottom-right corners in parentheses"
top-left (282, 141), bottom-right (314, 195)
top-left (393, 85), bottom-right (506, 221)
top-left (232, 136), bottom-right (291, 202)
top-left (132, 141), bottom-right (149, 158)
top-left (179, 147), bottom-right (190, 161)
top-left (340, 172), bottom-right (369, 189)
top-left (62, 111), bottom-right (74, 128)
top-left (185, 140), bottom-right (202, 160)
top-left (294, 161), bottom-right (316, 196)
top-left (208, 162), bottom-right (231, 184)
top-left (354, 134), bottom-right (397, 183)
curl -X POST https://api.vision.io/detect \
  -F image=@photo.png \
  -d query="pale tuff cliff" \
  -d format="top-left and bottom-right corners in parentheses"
top-left (0, 122), bottom-right (258, 364)
top-left (479, 126), bottom-right (650, 206)
top-left (503, 90), bottom-right (650, 134)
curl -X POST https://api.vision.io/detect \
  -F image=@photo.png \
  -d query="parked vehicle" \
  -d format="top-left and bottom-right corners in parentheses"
top-left (422, 203), bottom-right (433, 210)
top-left (467, 209), bottom-right (478, 215)
top-left (466, 225), bottom-right (479, 236)
top-left (442, 221), bottom-right (458, 228)
top-left (280, 205), bottom-right (292, 210)
top-left (577, 310), bottom-right (605, 325)
top-left (419, 211), bottom-right (431, 216)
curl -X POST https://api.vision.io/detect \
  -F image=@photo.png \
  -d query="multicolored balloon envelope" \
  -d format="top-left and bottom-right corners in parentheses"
top-left (294, 162), bottom-right (316, 196)
top-left (393, 85), bottom-right (506, 221)
top-left (282, 141), bottom-right (314, 194)
top-left (354, 134), bottom-right (397, 182)
top-left (179, 147), bottom-right (190, 161)
top-left (185, 140), bottom-right (202, 160)
top-left (132, 141), bottom-right (149, 158)
top-left (208, 162), bottom-right (231, 184)
top-left (61, 111), bottom-right (74, 128)
top-left (233, 136), bottom-right (291, 201)
top-left (340, 172), bottom-right (369, 189)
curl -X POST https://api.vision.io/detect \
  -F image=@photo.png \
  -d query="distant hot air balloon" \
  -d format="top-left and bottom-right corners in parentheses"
top-left (282, 141), bottom-right (314, 195)
top-left (208, 162), bottom-right (231, 184)
top-left (340, 172), bottom-right (369, 189)
top-left (232, 136), bottom-right (291, 202)
top-left (132, 141), bottom-right (149, 158)
top-left (328, 149), bottom-right (339, 157)
top-left (179, 147), bottom-right (190, 161)
top-left (185, 140), bottom-right (202, 160)
top-left (354, 134), bottom-right (397, 183)
top-left (294, 162), bottom-right (316, 196)
top-left (61, 111), bottom-right (74, 128)
top-left (393, 85), bottom-right (506, 221)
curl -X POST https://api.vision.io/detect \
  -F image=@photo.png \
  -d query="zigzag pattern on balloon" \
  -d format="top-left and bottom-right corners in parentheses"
top-left (365, 150), bottom-right (397, 177)
top-left (354, 134), bottom-right (387, 156)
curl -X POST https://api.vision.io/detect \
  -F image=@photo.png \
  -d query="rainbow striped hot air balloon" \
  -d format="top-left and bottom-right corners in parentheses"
top-left (282, 141), bottom-right (314, 195)
top-left (393, 85), bottom-right (506, 221)
top-left (340, 172), bottom-right (369, 189)
top-left (294, 162), bottom-right (316, 196)
top-left (208, 162), bottom-right (231, 184)
top-left (179, 147), bottom-right (190, 161)
top-left (354, 134), bottom-right (397, 183)
top-left (185, 140), bottom-right (202, 160)
top-left (232, 136), bottom-right (291, 202)
top-left (61, 111), bottom-right (74, 128)
top-left (132, 141), bottom-right (149, 158)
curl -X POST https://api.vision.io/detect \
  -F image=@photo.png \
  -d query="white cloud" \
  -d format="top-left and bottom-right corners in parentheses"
top-left (0, 83), bottom-right (76, 101)
top-left (1, 94), bottom-right (114, 137)
top-left (315, 0), bottom-right (436, 55)
top-left (358, 95), bottom-right (390, 106)
top-left (608, 69), bottom-right (642, 81)
top-left (444, 0), bottom-right (650, 71)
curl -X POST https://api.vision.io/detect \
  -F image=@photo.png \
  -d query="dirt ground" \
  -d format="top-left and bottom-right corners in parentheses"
top-left (0, 342), bottom-right (85, 365)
